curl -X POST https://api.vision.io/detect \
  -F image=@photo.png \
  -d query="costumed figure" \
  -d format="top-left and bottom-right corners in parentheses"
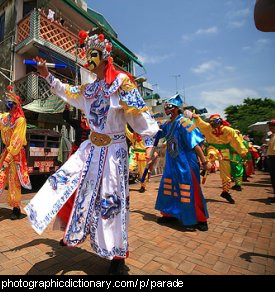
top-left (155, 95), bottom-right (210, 231)
top-left (57, 104), bottom-right (90, 245)
top-left (125, 125), bottom-right (147, 193)
top-left (184, 111), bottom-right (248, 204)
top-left (229, 130), bottom-right (246, 192)
top-left (0, 86), bottom-right (32, 219)
top-left (24, 29), bottom-right (159, 275)
top-left (267, 119), bottom-right (275, 202)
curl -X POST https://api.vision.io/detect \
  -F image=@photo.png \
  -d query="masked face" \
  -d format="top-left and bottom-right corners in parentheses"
top-left (210, 118), bottom-right (222, 128)
top-left (5, 101), bottom-right (15, 112)
top-left (164, 103), bottom-right (177, 117)
top-left (86, 49), bottom-right (102, 71)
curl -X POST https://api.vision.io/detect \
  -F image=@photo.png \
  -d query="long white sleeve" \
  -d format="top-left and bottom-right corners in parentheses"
top-left (46, 73), bottom-right (85, 110)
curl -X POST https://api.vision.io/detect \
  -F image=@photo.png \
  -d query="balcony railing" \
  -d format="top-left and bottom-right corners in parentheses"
top-left (16, 9), bottom-right (85, 65)
top-left (14, 72), bottom-right (54, 105)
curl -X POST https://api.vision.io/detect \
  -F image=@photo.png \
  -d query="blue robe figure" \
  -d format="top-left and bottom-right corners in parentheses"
top-left (155, 95), bottom-right (209, 228)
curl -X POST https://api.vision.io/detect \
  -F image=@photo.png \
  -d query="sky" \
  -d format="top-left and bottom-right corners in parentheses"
top-left (87, 0), bottom-right (275, 117)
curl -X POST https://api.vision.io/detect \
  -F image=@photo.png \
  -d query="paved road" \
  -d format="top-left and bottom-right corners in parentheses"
top-left (0, 171), bottom-right (274, 275)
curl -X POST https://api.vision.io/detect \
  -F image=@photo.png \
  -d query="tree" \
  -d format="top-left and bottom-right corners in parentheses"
top-left (224, 98), bottom-right (275, 144)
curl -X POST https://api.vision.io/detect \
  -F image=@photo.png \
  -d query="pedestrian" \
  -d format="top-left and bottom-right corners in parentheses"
top-left (267, 119), bottom-right (275, 202)
top-left (24, 29), bottom-right (159, 275)
top-left (184, 111), bottom-right (248, 204)
top-left (155, 95), bottom-right (210, 231)
top-left (0, 86), bottom-right (32, 219)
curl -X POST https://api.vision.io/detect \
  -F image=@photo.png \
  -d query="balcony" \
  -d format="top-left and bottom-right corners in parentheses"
top-left (14, 72), bottom-right (59, 105)
top-left (16, 9), bottom-right (85, 65)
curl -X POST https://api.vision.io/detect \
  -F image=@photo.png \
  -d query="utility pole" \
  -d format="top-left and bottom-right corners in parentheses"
top-left (171, 74), bottom-right (180, 94)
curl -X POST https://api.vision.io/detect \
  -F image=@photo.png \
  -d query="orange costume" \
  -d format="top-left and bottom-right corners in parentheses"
top-left (0, 88), bottom-right (31, 219)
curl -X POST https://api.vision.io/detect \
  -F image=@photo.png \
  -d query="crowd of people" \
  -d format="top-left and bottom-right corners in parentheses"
top-left (0, 23), bottom-right (274, 275)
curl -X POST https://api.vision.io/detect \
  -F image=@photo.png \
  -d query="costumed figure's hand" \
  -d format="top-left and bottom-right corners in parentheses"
top-left (34, 56), bottom-right (49, 78)
top-left (145, 147), bottom-right (153, 164)
top-left (202, 161), bottom-right (212, 171)
top-left (183, 109), bottom-right (198, 119)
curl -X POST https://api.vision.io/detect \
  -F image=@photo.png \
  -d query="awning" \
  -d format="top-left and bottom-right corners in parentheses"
top-left (111, 39), bottom-right (143, 68)
top-left (23, 95), bottom-right (66, 114)
top-left (143, 93), bottom-right (161, 101)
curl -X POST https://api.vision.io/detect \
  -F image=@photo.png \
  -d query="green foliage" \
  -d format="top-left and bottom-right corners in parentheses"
top-left (224, 98), bottom-right (275, 144)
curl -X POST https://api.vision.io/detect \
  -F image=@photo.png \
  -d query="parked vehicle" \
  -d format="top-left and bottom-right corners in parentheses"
top-left (25, 128), bottom-right (61, 176)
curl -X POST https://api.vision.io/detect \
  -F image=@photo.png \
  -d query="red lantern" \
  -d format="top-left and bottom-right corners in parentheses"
top-left (98, 34), bottom-right (105, 41)
top-left (78, 30), bottom-right (88, 40)
top-left (7, 85), bottom-right (13, 91)
top-left (106, 44), bottom-right (112, 52)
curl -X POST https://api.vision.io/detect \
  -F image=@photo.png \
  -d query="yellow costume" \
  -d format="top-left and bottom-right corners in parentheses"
top-left (125, 126), bottom-right (147, 191)
top-left (0, 92), bottom-right (31, 214)
top-left (194, 116), bottom-right (247, 193)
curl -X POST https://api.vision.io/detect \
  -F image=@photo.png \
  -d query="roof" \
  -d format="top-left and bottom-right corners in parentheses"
top-left (62, 0), bottom-right (142, 67)
top-left (143, 93), bottom-right (161, 101)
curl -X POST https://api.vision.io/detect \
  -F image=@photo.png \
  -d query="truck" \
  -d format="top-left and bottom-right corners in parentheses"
top-left (25, 128), bottom-right (62, 176)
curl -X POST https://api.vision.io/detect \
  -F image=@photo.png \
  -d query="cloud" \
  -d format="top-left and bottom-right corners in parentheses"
top-left (195, 87), bottom-right (258, 117)
top-left (182, 26), bottom-right (218, 43)
top-left (195, 26), bottom-right (218, 35)
top-left (191, 60), bottom-right (221, 74)
top-left (136, 53), bottom-right (172, 64)
top-left (242, 38), bottom-right (271, 52)
top-left (226, 7), bottom-right (250, 29)
top-left (263, 86), bottom-right (275, 96)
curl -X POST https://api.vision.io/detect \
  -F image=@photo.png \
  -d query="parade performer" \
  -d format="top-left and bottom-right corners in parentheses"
top-left (125, 125), bottom-right (147, 193)
top-left (56, 104), bottom-right (90, 244)
top-left (229, 130), bottom-right (246, 192)
top-left (155, 95), bottom-right (210, 231)
top-left (184, 111), bottom-right (248, 204)
top-left (24, 29), bottom-right (159, 275)
top-left (0, 86), bottom-right (32, 219)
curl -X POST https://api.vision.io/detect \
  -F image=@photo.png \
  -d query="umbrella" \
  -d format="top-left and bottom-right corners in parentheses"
top-left (248, 121), bottom-right (269, 132)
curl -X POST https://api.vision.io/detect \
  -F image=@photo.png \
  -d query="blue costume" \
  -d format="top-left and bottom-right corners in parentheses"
top-left (155, 104), bottom-right (209, 226)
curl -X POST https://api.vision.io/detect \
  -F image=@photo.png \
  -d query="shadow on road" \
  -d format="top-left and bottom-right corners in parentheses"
top-left (240, 252), bottom-right (275, 263)
top-left (249, 198), bottom-right (273, 205)
top-left (0, 207), bottom-right (27, 222)
top-left (2, 238), bottom-right (129, 275)
top-left (248, 212), bottom-right (275, 219)
top-left (131, 209), bottom-right (197, 232)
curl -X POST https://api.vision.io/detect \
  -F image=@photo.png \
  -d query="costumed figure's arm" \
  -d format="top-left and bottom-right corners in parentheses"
top-left (4, 117), bottom-right (27, 166)
top-left (227, 127), bottom-right (248, 158)
top-left (35, 57), bottom-right (85, 110)
top-left (119, 74), bottom-right (159, 148)
top-left (183, 109), bottom-right (211, 137)
top-left (125, 125), bottom-right (135, 144)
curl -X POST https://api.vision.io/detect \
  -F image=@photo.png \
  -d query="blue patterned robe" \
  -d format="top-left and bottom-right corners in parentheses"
top-left (155, 114), bottom-right (209, 225)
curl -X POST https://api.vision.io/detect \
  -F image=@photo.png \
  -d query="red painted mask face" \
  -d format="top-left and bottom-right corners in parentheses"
top-left (164, 104), bottom-right (176, 117)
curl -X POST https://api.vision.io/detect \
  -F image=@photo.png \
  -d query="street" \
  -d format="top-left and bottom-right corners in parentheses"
top-left (0, 171), bottom-right (274, 275)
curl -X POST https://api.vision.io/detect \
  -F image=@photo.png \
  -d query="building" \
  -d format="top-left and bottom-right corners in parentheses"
top-left (0, 0), bottom-right (143, 129)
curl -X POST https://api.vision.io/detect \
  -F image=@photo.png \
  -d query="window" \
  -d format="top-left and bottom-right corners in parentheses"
top-left (0, 13), bottom-right (5, 43)
top-left (23, 0), bottom-right (37, 17)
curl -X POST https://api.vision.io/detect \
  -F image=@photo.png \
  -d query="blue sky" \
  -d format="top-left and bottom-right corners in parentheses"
top-left (87, 0), bottom-right (275, 116)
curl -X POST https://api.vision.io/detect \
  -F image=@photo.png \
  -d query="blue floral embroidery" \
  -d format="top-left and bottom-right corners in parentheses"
top-left (119, 88), bottom-right (147, 110)
top-left (89, 94), bottom-right (110, 130)
top-left (101, 192), bottom-right (121, 220)
top-left (48, 170), bottom-right (69, 190)
top-left (143, 136), bottom-right (153, 147)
